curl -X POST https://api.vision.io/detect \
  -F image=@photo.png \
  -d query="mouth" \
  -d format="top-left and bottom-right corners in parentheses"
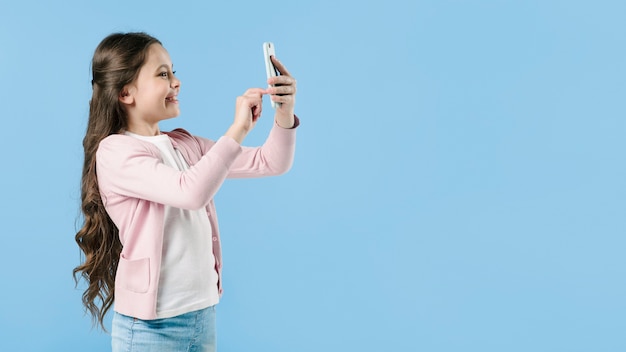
top-left (165, 95), bottom-right (178, 103)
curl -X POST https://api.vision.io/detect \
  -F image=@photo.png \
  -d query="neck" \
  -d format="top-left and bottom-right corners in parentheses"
top-left (126, 120), bottom-right (161, 136)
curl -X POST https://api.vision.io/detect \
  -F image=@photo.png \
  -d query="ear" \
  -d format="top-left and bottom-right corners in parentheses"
top-left (118, 85), bottom-right (135, 105)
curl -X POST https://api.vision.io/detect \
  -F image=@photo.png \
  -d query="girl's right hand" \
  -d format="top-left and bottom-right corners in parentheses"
top-left (226, 88), bottom-right (267, 143)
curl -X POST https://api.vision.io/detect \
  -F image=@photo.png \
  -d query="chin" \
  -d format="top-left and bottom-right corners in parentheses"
top-left (167, 109), bottom-right (181, 119)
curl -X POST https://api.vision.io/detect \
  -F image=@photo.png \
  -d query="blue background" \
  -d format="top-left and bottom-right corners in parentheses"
top-left (1, 1), bottom-right (625, 351)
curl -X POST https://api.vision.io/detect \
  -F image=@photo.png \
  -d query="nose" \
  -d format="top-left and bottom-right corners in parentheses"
top-left (171, 73), bottom-right (181, 89)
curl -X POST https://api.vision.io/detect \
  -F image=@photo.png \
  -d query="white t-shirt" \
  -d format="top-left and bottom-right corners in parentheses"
top-left (125, 132), bottom-right (220, 318)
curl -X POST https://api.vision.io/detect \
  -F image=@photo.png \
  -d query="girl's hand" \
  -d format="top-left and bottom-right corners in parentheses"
top-left (268, 56), bottom-right (297, 128)
top-left (227, 88), bottom-right (267, 143)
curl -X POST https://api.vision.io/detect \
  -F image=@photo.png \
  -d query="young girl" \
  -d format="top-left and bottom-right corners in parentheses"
top-left (73, 32), bottom-right (298, 351)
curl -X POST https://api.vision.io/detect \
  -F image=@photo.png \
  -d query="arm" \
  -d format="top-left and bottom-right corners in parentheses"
top-left (96, 86), bottom-right (266, 209)
top-left (191, 117), bottom-right (298, 179)
top-left (226, 55), bottom-right (300, 178)
top-left (96, 134), bottom-right (241, 210)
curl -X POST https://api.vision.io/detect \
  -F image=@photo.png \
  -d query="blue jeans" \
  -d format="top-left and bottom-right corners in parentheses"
top-left (111, 305), bottom-right (217, 352)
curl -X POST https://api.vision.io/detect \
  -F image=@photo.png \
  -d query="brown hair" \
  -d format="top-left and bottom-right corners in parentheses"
top-left (73, 32), bottom-right (161, 330)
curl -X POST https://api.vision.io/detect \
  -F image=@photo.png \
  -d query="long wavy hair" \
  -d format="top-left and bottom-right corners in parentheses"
top-left (73, 32), bottom-right (161, 330)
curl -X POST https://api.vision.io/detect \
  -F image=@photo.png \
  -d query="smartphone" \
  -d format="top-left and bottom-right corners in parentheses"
top-left (263, 42), bottom-right (280, 108)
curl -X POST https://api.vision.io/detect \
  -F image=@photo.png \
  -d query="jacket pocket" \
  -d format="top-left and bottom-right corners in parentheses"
top-left (118, 256), bottom-right (150, 293)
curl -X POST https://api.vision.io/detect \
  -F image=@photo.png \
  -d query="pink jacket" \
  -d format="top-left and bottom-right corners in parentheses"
top-left (96, 121), bottom-right (297, 319)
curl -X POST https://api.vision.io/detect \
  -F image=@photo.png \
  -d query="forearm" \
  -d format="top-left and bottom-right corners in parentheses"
top-left (227, 120), bottom-right (297, 178)
top-left (224, 123), bottom-right (249, 144)
top-left (97, 135), bottom-right (242, 210)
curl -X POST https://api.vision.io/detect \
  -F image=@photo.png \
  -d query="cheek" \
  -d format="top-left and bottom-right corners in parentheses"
top-left (141, 88), bottom-right (165, 104)
top-left (154, 85), bottom-right (170, 99)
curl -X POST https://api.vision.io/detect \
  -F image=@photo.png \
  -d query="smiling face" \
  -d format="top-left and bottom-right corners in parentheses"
top-left (120, 43), bottom-right (181, 135)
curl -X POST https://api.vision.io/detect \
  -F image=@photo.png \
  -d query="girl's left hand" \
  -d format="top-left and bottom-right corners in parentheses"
top-left (268, 56), bottom-right (297, 128)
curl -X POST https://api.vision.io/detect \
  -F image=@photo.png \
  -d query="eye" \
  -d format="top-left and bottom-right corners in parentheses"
top-left (159, 71), bottom-right (168, 78)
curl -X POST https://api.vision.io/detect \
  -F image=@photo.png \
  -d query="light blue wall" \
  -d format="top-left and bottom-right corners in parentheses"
top-left (0, 1), bottom-right (624, 351)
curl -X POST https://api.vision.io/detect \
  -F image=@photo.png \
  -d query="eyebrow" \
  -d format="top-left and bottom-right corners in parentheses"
top-left (156, 64), bottom-right (174, 71)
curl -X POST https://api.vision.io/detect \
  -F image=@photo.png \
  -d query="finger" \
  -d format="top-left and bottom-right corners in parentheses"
top-left (237, 94), bottom-right (263, 119)
top-left (270, 94), bottom-right (295, 105)
top-left (267, 85), bottom-right (296, 96)
top-left (238, 93), bottom-right (264, 105)
top-left (243, 87), bottom-right (269, 97)
top-left (268, 75), bottom-right (296, 87)
top-left (245, 97), bottom-right (264, 114)
top-left (270, 56), bottom-right (292, 77)
top-left (251, 103), bottom-right (262, 121)
top-left (244, 96), bottom-right (262, 120)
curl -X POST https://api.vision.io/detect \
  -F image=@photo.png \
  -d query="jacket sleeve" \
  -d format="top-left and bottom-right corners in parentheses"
top-left (96, 134), bottom-right (242, 210)
top-left (193, 119), bottom-right (298, 179)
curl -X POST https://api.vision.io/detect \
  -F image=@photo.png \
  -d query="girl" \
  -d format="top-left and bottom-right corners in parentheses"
top-left (73, 32), bottom-right (298, 351)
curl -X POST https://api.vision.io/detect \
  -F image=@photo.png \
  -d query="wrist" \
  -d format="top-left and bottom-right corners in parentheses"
top-left (225, 123), bottom-right (248, 144)
top-left (275, 112), bottom-right (295, 128)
